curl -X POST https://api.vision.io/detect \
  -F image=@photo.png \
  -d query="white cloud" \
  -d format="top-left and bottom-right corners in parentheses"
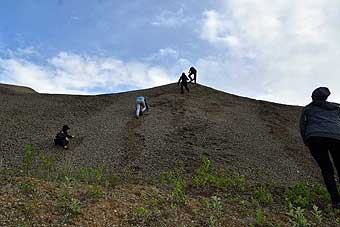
top-left (145, 48), bottom-right (193, 77)
top-left (151, 8), bottom-right (191, 28)
top-left (6, 47), bottom-right (39, 58)
top-left (200, 10), bottom-right (240, 47)
top-left (147, 48), bottom-right (179, 61)
top-left (0, 52), bottom-right (172, 94)
top-left (199, 0), bottom-right (340, 105)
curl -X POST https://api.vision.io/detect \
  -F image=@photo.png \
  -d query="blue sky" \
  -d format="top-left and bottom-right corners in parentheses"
top-left (0, 0), bottom-right (212, 60)
top-left (1, 0), bottom-right (340, 105)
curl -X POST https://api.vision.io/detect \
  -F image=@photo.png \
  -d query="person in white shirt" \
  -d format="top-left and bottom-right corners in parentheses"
top-left (135, 96), bottom-right (149, 118)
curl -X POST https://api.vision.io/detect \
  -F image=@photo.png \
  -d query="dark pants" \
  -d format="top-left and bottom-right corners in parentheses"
top-left (307, 136), bottom-right (340, 204)
top-left (54, 138), bottom-right (69, 147)
top-left (181, 83), bottom-right (189, 94)
top-left (188, 72), bottom-right (196, 83)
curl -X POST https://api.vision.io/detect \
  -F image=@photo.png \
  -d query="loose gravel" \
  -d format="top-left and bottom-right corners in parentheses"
top-left (0, 83), bottom-right (321, 186)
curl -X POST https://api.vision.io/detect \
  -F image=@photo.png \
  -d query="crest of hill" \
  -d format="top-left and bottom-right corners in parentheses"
top-left (0, 83), bottom-right (37, 94)
top-left (0, 83), bottom-right (319, 186)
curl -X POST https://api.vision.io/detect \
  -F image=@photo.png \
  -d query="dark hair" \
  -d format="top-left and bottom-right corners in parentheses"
top-left (62, 125), bottom-right (70, 131)
top-left (312, 87), bottom-right (330, 101)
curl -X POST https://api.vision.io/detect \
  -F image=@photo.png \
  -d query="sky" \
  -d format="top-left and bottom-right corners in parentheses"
top-left (1, 0), bottom-right (340, 105)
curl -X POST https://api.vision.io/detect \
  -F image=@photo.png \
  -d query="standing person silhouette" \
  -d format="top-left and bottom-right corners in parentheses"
top-left (300, 87), bottom-right (340, 208)
top-left (188, 66), bottom-right (197, 84)
top-left (177, 72), bottom-right (189, 94)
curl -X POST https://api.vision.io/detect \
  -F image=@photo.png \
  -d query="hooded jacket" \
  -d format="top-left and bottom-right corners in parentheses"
top-left (178, 73), bottom-right (189, 85)
top-left (300, 100), bottom-right (340, 144)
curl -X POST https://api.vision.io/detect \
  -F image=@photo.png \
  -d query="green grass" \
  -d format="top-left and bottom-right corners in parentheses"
top-left (3, 145), bottom-right (340, 226)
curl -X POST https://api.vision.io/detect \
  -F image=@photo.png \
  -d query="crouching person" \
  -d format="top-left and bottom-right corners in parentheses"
top-left (135, 96), bottom-right (149, 119)
top-left (54, 125), bottom-right (74, 149)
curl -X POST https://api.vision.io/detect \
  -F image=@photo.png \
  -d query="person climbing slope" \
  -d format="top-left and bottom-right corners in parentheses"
top-left (54, 125), bottom-right (74, 149)
top-left (135, 96), bottom-right (149, 119)
top-left (188, 66), bottom-right (197, 84)
top-left (177, 72), bottom-right (189, 94)
top-left (300, 87), bottom-right (340, 208)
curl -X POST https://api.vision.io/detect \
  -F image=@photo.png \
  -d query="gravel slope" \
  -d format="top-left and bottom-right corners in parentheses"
top-left (0, 83), bottom-right (320, 185)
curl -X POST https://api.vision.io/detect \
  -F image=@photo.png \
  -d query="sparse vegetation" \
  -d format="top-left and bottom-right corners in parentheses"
top-left (208, 195), bottom-right (223, 227)
top-left (1, 145), bottom-right (339, 226)
top-left (87, 184), bottom-right (104, 198)
top-left (54, 190), bottom-right (81, 216)
top-left (160, 170), bottom-right (187, 206)
top-left (37, 153), bottom-right (55, 180)
top-left (18, 178), bottom-right (36, 194)
top-left (255, 208), bottom-right (266, 226)
top-left (62, 175), bottom-right (76, 188)
top-left (253, 185), bottom-right (273, 206)
top-left (22, 144), bottom-right (36, 174)
top-left (107, 173), bottom-right (120, 187)
top-left (285, 182), bottom-right (311, 208)
top-left (311, 205), bottom-right (322, 225)
top-left (134, 206), bottom-right (150, 219)
top-left (193, 156), bottom-right (246, 191)
top-left (76, 166), bottom-right (105, 185)
top-left (287, 203), bottom-right (309, 227)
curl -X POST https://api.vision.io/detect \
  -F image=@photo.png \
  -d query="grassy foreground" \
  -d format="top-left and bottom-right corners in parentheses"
top-left (0, 145), bottom-right (340, 226)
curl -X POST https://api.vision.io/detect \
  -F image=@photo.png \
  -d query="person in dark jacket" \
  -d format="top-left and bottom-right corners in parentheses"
top-left (177, 72), bottom-right (189, 94)
top-left (188, 66), bottom-right (197, 84)
top-left (54, 125), bottom-right (74, 149)
top-left (300, 87), bottom-right (340, 208)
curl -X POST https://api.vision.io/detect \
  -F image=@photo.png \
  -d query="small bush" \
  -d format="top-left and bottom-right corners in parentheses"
top-left (193, 156), bottom-right (211, 186)
top-left (210, 196), bottom-right (223, 216)
top-left (253, 186), bottom-right (273, 206)
top-left (311, 183), bottom-right (331, 206)
top-left (311, 205), bottom-right (322, 225)
top-left (159, 170), bottom-right (187, 206)
top-left (287, 203), bottom-right (309, 227)
top-left (170, 178), bottom-right (187, 205)
top-left (87, 184), bottom-right (104, 198)
top-left (62, 176), bottom-right (76, 188)
top-left (209, 215), bottom-right (218, 227)
top-left (37, 153), bottom-right (55, 180)
top-left (159, 171), bottom-right (172, 185)
top-left (200, 197), bottom-right (210, 208)
top-left (22, 144), bottom-right (36, 174)
top-left (69, 198), bottom-right (81, 214)
top-left (203, 196), bottom-right (223, 227)
top-left (132, 204), bottom-right (161, 224)
top-left (107, 174), bottom-right (120, 187)
top-left (135, 206), bottom-right (150, 218)
top-left (54, 190), bottom-right (81, 216)
top-left (255, 208), bottom-right (266, 226)
top-left (193, 157), bottom-right (246, 191)
top-left (56, 164), bottom-right (73, 182)
top-left (336, 218), bottom-right (340, 225)
top-left (76, 166), bottom-right (105, 185)
top-left (285, 182), bottom-right (311, 208)
top-left (18, 223), bottom-right (30, 227)
top-left (18, 179), bottom-right (35, 194)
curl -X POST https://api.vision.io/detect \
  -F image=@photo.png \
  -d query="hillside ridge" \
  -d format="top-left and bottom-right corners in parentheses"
top-left (0, 82), bottom-right (319, 185)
